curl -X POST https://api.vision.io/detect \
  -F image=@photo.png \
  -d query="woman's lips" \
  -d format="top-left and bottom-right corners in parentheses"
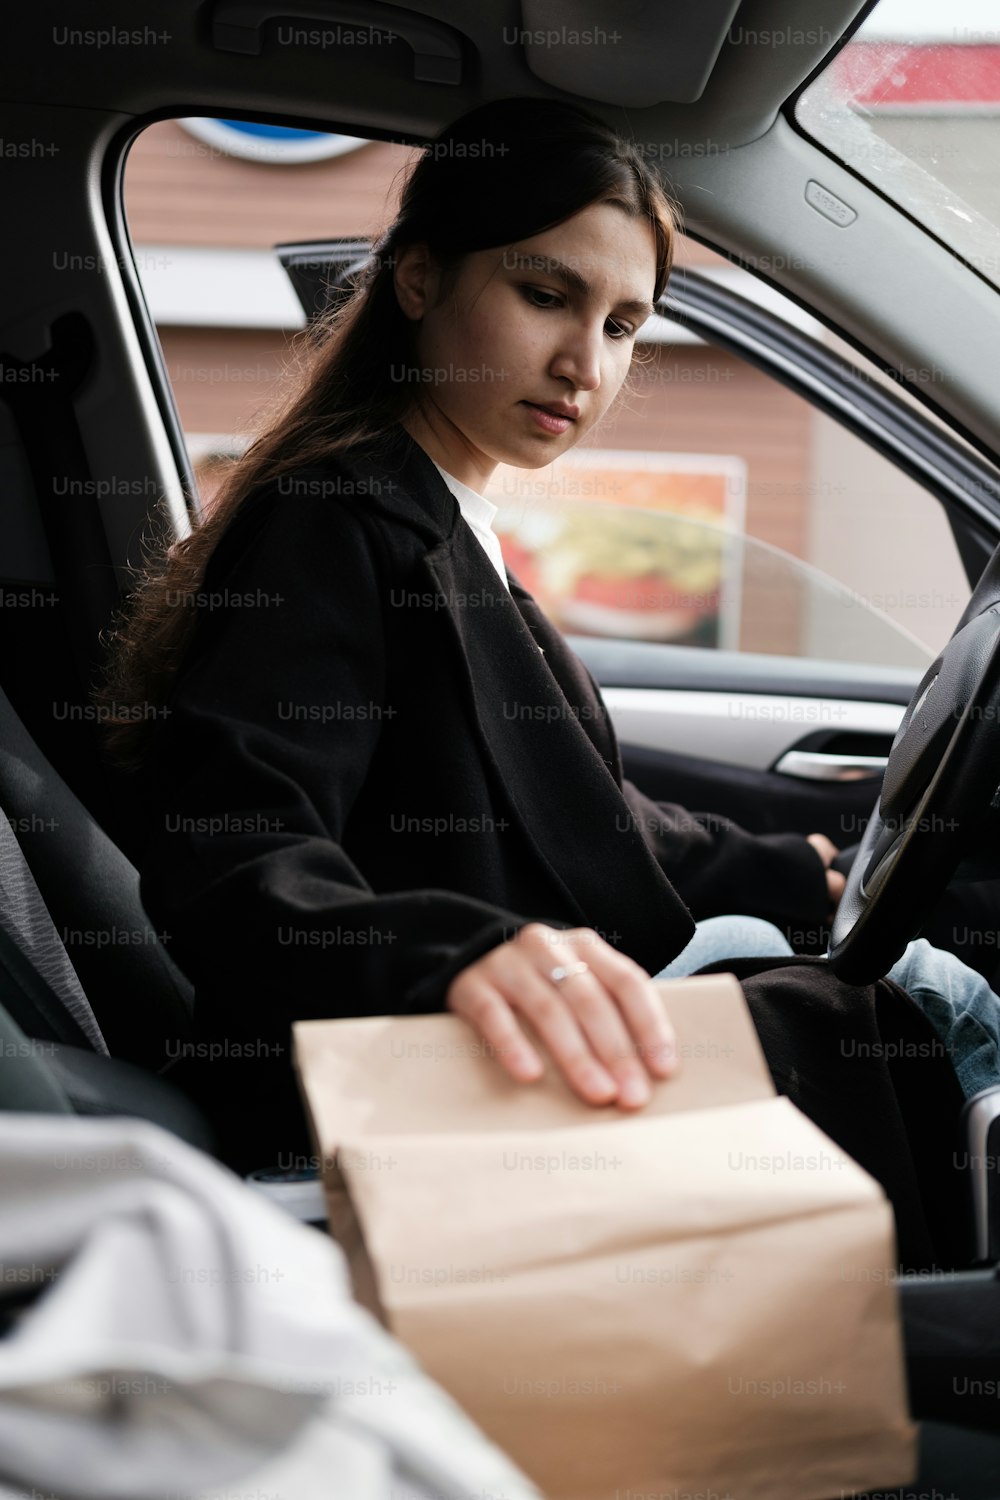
top-left (521, 401), bottom-right (575, 435)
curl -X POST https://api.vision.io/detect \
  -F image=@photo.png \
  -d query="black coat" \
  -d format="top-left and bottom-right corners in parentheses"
top-left (139, 423), bottom-right (829, 1028)
top-left (137, 425), bottom-right (968, 1268)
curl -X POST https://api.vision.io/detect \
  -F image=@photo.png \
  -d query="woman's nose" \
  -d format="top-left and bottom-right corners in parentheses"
top-left (549, 323), bottom-right (602, 392)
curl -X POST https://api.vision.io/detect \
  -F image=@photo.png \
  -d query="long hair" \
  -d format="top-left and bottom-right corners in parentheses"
top-left (97, 96), bottom-right (680, 770)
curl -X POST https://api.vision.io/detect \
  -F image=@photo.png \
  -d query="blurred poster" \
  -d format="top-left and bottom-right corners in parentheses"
top-left (486, 450), bottom-right (746, 649)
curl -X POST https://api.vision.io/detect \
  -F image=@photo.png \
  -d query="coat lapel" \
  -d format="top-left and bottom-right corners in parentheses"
top-left (339, 424), bottom-right (697, 969)
top-left (422, 527), bottom-right (696, 967)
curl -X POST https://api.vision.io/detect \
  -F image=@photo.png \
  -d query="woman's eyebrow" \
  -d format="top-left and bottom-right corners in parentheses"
top-left (512, 252), bottom-right (655, 321)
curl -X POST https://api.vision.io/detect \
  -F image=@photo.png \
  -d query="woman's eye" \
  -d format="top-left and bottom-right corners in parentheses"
top-left (521, 285), bottom-right (562, 309)
top-left (520, 284), bottom-right (634, 340)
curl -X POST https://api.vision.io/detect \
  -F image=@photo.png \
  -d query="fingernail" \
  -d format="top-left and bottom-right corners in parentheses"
top-left (619, 1075), bottom-right (650, 1107)
top-left (585, 1066), bottom-right (617, 1096)
top-left (512, 1048), bottom-right (543, 1078)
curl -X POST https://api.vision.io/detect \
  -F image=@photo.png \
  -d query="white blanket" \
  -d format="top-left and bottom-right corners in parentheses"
top-left (0, 1115), bottom-right (544, 1500)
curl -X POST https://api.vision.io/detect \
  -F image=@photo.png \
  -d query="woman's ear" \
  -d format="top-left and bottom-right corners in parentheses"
top-left (393, 242), bottom-right (435, 321)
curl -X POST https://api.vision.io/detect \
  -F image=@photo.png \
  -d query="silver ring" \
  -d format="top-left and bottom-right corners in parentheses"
top-left (549, 961), bottom-right (590, 985)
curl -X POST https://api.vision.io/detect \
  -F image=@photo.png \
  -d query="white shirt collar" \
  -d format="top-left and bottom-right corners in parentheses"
top-left (430, 461), bottom-right (498, 531)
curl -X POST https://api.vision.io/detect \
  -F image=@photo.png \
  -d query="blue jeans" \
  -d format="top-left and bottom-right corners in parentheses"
top-left (653, 915), bottom-right (1000, 1100)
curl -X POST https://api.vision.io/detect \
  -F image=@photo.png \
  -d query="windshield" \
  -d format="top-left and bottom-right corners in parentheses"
top-left (796, 0), bottom-right (1000, 289)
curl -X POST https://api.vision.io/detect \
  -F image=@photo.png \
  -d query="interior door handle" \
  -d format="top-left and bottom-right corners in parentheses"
top-left (773, 750), bottom-right (888, 782)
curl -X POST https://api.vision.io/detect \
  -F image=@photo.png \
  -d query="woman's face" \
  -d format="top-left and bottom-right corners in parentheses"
top-left (394, 201), bottom-right (658, 493)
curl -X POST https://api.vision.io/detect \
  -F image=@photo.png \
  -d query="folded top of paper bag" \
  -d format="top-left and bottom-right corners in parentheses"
top-left (294, 973), bottom-right (773, 1146)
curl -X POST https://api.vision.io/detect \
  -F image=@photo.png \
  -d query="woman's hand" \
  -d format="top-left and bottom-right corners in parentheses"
top-left (445, 923), bottom-right (678, 1109)
top-left (806, 832), bottom-right (847, 918)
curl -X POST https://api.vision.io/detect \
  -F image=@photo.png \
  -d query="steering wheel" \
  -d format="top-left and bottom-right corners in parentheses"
top-left (828, 547), bottom-right (1000, 986)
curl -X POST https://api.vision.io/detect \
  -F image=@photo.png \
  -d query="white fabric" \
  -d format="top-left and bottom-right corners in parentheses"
top-left (0, 1115), bottom-right (542, 1500)
top-left (431, 461), bottom-right (510, 593)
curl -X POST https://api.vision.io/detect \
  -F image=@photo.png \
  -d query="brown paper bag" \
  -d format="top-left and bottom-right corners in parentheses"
top-left (294, 973), bottom-right (916, 1500)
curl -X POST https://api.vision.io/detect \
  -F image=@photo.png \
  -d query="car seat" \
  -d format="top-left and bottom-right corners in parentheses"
top-left (0, 681), bottom-right (214, 1152)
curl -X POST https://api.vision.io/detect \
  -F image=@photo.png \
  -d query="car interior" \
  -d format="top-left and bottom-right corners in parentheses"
top-left (4, 0), bottom-right (1000, 1491)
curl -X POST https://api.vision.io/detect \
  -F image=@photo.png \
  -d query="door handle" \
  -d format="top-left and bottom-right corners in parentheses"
top-left (773, 750), bottom-right (887, 782)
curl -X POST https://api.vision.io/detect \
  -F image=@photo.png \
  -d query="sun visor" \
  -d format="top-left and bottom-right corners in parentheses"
top-left (516, 0), bottom-right (743, 106)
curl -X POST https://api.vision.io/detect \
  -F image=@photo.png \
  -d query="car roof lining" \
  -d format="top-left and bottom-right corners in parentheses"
top-left (6, 0), bottom-right (873, 147)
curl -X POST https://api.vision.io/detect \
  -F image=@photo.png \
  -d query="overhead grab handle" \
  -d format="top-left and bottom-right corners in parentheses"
top-left (211, 0), bottom-right (463, 84)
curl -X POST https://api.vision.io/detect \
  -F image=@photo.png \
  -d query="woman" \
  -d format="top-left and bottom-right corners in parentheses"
top-left (98, 97), bottom-right (987, 1266)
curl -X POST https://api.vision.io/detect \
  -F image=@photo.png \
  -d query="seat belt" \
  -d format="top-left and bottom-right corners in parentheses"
top-left (0, 808), bottom-right (107, 1053)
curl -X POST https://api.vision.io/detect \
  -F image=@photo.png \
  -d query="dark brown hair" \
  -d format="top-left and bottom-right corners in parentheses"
top-left (97, 96), bottom-right (680, 770)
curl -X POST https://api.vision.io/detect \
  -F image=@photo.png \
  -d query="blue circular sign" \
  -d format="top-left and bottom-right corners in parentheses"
top-left (179, 118), bottom-right (368, 164)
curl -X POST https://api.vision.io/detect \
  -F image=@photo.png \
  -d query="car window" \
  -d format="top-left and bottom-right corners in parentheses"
top-left (123, 116), bottom-right (969, 671)
top-left (488, 235), bottom-right (968, 669)
top-left (491, 481), bottom-right (940, 670)
top-left (121, 116), bottom-right (409, 492)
